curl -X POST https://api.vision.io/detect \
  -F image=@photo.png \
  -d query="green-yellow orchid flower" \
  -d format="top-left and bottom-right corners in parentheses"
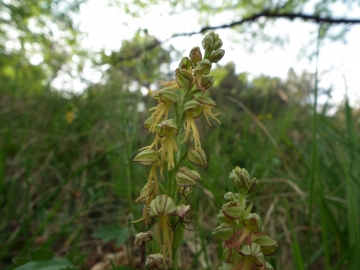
top-left (158, 119), bottom-right (179, 172)
top-left (148, 90), bottom-right (177, 132)
top-left (150, 195), bottom-right (176, 268)
top-left (197, 96), bottom-right (221, 126)
top-left (183, 100), bottom-right (203, 150)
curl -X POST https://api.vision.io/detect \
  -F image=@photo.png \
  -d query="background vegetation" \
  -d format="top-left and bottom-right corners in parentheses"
top-left (1, 0), bottom-right (359, 269)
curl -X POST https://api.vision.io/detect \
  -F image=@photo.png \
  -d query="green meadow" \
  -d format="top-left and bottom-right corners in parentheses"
top-left (2, 59), bottom-right (359, 269)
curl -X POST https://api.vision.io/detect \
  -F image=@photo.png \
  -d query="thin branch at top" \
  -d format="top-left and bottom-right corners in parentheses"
top-left (119, 10), bottom-right (360, 62)
top-left (169, 10), bottom-right (360, 40)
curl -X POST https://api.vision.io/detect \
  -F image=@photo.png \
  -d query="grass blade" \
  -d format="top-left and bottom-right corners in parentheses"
top-left (285, 199), bottom-right (305, 270)
top-left (337, 143), bottom-right (360, 269)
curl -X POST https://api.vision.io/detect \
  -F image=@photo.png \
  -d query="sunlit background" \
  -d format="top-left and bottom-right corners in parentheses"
top-left (53, 0), bottom-right (360, 107)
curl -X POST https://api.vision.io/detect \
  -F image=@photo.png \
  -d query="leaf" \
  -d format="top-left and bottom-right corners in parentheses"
top-left (13, 248), bottom-right (55, 267)
top-left (29, 248), bottom-right (54, 261)
top-left (12, 257), bottom-right (29, 267)
top-left (109, 259), bottom-right (117, 270)
top-left (14, 257), bottom-right (76, 270)
top-left (92, 225), bottom-right (129, 247)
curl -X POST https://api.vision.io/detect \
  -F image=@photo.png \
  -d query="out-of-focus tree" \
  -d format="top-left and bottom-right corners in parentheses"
top-left (112, 0), bottom-right (360, 56)
top-left (100, 30), bottom-right (173, 92)
top-left (0, 0), bottom-right (86, 94)
top-left (209, 63), bottom-right (319, 118)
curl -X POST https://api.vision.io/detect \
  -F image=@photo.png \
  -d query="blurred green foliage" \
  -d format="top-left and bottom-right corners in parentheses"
top-left (0, 0), bottom-right (86, 94)
top-left (100, 29), bottom-right (173, 89)
top-left (2, 49), bottom-right (360, 268)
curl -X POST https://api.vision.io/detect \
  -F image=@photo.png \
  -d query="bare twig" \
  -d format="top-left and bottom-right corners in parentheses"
top-left (118, 9), bottom-right (360, 62)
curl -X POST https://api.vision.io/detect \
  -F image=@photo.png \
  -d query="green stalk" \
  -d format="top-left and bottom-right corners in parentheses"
top-left (344, 95), bottom-right (359, 269)
top-left (285, 199), bottom-right (305, 270)
top-left (306, 24), bottom-right (321, 265)
top-left (338, 144), bottom-right (360, 269)
top-left (169, 84), bottom-right (194, 269)
top-left (135, 32), bottom-right (225, 269)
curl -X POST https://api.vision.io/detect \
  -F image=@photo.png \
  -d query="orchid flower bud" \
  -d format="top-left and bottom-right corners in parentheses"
top-left (209, 49), bottom-right (225, 63)
top-left (242, 213), bottom-right (262, 233)
top-left (133, 149), bottom-right (159, 166)
top-left (202, 33), bottom-right (214, 51)
top-left (251, 233), bottom-right (278, 256)
top-left (221, 201), bottom-right (243, 220)
top-left (213, 39), bottom-right (223, 51)
top-left (216, 211), bottom-right (230, 223)
top-left (229, 166), bottom-right (258, 195)
top-left (189, 46), bottom-right (202, 64)
top-left (175, 68), bottom-right (194, 88)
top-left (212, 223), bottom-right (236, 241)
top-left (187, 147), bottom-right (208, 168)
top-left (194, 59), bottom-right (212, 75)
top-left (178, 57), bottom-right (192, 71)
top-left (159, 89), bottom-right (177, 103)
top-left (239, 243), bottom-right (265, 268)
top-left (247, 177), bottom-right (259, 195)
top-left (224, 191), bottom-right (235, 202)
top-left (176, 167), bottom-right (201, 187)
top-left (149, 195), bottom-right (176, 217)
top-left (195, 74), bottom-right (214, 92)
